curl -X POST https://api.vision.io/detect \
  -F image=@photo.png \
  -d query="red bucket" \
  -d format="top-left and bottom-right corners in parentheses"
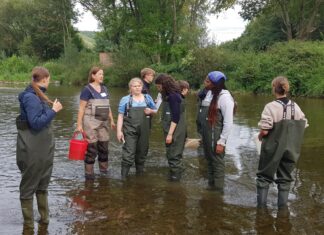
top-left (68, 132), bottom-right (88, 160)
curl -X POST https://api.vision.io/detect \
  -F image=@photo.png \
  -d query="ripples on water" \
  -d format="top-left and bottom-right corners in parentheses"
top-left (0, 86), bottom-right (323, 234)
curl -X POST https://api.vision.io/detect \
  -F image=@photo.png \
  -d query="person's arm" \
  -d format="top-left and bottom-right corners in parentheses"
top-left (76, 100), bottom-right (87, 132)
top-left (144, 95), bottom-right (157, 115)
top-left (116, 113), bottom-right (125, 143)
top-left (257, 103), bottom-right (274, 140)
top-left (109, 107), bottom-right (116, 129)
top-left (23, 94), bottom-right (57, 131)
top-left (166, 93), bottom-right (181, 144)
top-left (166, 122), bottom-right (177, 144)
top-left (295, 103), bottom-right (309, 128)
top-left (216, 94), bottom-right (234, 153)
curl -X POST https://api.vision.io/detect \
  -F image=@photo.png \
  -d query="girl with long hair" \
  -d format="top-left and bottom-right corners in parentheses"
top-left (198, 71), bottom-right (235, 192)
top-left (16, 66), bottom-right (63, 230)
top-left (155, 74), bottom-right (186, 181)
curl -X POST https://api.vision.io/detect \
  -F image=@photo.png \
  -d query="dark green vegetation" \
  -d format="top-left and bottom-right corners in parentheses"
top-left (0, 0), bottom-right (323, 96)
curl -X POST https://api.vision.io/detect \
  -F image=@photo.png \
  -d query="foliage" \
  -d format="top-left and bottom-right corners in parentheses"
top-left (78, 31), bottom-right (96, 50)
top-left (238, 0), bottom-right (324, 41)
top-left (105, 46), bottom-right (151, 86)
top-left (79, 0), bottom-right (219, 64)
top-left (0, 55), bottom-right (36, 81)
top-left (0, 0), bottom-right (81, 60)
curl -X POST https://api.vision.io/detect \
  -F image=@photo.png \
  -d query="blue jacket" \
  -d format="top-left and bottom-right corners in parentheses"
top-left (18, 85), bottom-right (56, 131)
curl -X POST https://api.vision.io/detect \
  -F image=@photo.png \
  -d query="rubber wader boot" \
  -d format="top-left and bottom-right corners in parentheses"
top-left (36, 191), bottom-right (49, 224)
top-left (278, 190), bottom-right (289, 209)
top-left (85, 164), bottom-right (95, 180)
top-left (21, 199), bottom-right (34, 229)
top-left (99, 161), bottom-right (108, 174)
top-left (121, 165), bottom-right (130, 180)
top-left (257, 187), bottom-right (269, 208)
top-left (207, 179), bottom-right (216, 190)
top-left (169, 170), bottom-right (181, 182)
top-left (135, 165), bottom-right (144, 175)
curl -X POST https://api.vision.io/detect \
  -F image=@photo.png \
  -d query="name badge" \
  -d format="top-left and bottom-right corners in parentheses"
top-left (100, 92), bottom-right (107, 97)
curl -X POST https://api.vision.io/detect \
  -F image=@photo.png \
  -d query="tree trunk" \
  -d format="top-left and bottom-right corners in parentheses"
top-left (277, 0), bottom-right (293, 40)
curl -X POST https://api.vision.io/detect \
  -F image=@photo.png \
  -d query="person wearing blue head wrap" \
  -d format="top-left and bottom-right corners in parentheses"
top-left (207, 71), bottom-right (227, 85)
top-left (197, 71), bottom-right (235, 192)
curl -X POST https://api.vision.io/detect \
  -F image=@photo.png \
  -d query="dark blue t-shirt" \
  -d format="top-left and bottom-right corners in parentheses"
top-left (168, 92), bottom-right (182, 124)
top-left (80, 84), bottom-right (109, 101)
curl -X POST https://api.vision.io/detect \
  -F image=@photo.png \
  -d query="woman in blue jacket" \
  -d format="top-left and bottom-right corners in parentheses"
top-left (16, 67), bottom-right (63, 230)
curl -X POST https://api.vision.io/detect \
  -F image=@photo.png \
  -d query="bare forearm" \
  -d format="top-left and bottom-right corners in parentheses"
top-left (168, 122), bottom-right (177, 135)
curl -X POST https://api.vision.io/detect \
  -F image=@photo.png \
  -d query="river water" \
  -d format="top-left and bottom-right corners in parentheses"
top-left (0, 85), bottom-right (323, 234)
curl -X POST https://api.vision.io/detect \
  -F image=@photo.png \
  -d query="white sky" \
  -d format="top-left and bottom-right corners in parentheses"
top-left (73, 4), bottom-right (247, 44)
top-left (207, 5), bottom-right (248, 44)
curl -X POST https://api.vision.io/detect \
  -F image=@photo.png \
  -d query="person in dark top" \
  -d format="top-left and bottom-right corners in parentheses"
top-left (76, 66), bottom-right (115, 180)
top-left (178, 80), bottom-right (190, 98)
top-left (155, 74), bottom-right (186, 181)
top-left (140, 68), bottom-right (155, 94)
top-left (16, 66), bottom-right (63, 230)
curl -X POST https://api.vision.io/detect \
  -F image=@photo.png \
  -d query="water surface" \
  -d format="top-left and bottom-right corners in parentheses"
top-left (0, 85), bottom-right (323, 234)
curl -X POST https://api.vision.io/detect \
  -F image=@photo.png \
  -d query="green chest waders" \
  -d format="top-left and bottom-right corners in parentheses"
top-left (199, 102), bottom-right (225, 191)
top-left (161, 98), bottom-right (186, 180)
top-left (196, 99), bottom-right (203, 137)
top-left (257, 101), bottom-right (306, 191)
top-left (16, 120), bottom-right (55, 199)
top-left (122, 105), bottom-right (151, 172)
top-left (16, 117), bottom-right (54, 228)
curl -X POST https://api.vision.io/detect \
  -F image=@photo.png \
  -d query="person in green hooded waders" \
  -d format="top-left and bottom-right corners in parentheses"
top-left (198, 71), bottom-right (235, 193)
top-left (16, 67), bottom-right (63, 230)
top-left (154, 74), bottom-right (187, 181)
top-left (257, 76), bottom-right (308, 213)
top-left (76, 66), bottom-right (116, 180)
top-left (116, 78), bottom-right (157, 179)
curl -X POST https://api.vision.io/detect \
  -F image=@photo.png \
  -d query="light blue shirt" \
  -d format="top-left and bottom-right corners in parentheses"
top-left (118, 94), bottom-right (156, 114)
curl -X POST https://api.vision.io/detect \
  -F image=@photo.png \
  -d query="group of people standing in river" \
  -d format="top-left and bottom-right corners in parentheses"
top-left (16, 65), bottom-right (308, 230)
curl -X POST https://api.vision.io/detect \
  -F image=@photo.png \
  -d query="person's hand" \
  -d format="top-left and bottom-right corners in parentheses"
top-left (117, 131), bottom-right (125, 143)
top-left (215, 144), bottom-right (225, 154)
top-left (76, 124), bottom-right (83, 133)
top-left (166, 134), bottom-right (173, 144)
top-left (258, 130), bottom-right (269, 141)
top-left (144, 108), bottom-right (152, 115)
top-left (52, 98), bottom-right (63, 112)
top-left (110, 120), bottom-right (116, 130)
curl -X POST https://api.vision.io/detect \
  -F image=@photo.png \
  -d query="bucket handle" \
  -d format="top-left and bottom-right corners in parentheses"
top-left (72, 131), bottom-right (87, 140)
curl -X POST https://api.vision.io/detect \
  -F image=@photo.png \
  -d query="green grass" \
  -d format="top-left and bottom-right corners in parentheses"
top-left (79, 31), bottom-right (96, 50)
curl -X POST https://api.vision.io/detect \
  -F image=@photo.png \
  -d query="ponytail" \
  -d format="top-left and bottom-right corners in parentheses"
top-left (31, 67), bottom-right (53, 104)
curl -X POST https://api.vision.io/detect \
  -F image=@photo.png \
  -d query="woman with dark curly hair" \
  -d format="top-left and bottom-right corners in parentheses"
top-left (155, 74), bottom-right (186, 181)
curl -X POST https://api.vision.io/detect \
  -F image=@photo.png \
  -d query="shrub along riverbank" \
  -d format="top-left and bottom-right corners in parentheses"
top-left (1, 41), bottom-right (324, 97)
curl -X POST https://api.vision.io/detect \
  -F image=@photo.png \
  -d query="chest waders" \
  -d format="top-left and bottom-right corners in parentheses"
top-left (161, 98), bottom-right (186, 181)
top-left (196, 99), bottom-right (203, 137)
top-left (256, 100), bottom-right (305, 208)
top-left (16, 112), bottom-right (54, 228)
top-left (83, 85), bottom-right (110, 179)
top-left (121, 96), bottom-right (151, 179)
top-left (200, 100), bottom-right (225, 191)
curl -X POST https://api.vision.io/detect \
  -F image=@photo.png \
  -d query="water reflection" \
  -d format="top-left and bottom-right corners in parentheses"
top-left (0, 86), bottom-right (323, 234)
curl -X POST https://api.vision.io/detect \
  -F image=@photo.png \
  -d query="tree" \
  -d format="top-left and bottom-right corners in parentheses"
top-left (238, 0), bottom-right (324, 41)
top-left (79, 0), bottom-right (229, 63)
top-left (0, 0), bottom-right (81, 59)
